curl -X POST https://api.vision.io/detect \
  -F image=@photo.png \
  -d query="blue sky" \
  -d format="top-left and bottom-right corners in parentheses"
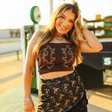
top-left (0, 0), bottom-right (112, 29)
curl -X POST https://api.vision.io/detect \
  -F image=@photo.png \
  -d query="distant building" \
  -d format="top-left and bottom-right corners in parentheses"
top-left (0, 29), bottom-right (20, 38)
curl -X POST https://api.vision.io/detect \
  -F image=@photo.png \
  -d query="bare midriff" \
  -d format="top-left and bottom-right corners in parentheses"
top-left (40, 70), bottom-right (74, 79)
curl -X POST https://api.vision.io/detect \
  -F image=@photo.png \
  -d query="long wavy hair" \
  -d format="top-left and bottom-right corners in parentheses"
top-left (33, 2), bottom-right (83, 66)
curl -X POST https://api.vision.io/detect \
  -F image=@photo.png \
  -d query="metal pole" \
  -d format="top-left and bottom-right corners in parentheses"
top-left (72, 0), bottom-right (74, 4)
top-left (17, 51), bottom-right (19, 60)
top-left (49, 0), bottom-right (53, 18)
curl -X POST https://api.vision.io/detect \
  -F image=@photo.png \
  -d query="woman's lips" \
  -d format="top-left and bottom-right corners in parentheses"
top-left (60, 25), bottom-right (67, 30)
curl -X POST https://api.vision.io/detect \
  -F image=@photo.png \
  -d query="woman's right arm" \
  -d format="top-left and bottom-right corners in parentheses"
top-left (23, 30), bottom-right (43, 112)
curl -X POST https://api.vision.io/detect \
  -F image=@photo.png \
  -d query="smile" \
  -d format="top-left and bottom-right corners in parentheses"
top-left (60, 25), bottom-right (67, 30)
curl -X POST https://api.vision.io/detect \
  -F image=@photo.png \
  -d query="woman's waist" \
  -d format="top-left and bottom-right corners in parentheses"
top-left (40, 70), bottom-right (74, 80)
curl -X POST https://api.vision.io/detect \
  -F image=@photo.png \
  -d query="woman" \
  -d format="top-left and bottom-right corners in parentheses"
top-left (23, 2), bottom-right (103, 112)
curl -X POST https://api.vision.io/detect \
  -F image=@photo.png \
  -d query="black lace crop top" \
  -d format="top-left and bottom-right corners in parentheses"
top-left (37, 43), bottom-right (75, 75)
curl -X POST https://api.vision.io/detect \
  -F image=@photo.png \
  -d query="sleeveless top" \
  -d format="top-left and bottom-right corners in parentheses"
top-left (37, 43), bottom-right (75, 75)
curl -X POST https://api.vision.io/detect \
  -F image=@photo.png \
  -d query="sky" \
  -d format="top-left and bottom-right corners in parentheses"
top-left (0, 0), bottom-right (112, 29)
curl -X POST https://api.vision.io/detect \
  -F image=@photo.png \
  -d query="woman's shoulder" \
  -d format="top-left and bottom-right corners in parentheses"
top-left (33, 30), bottom-right (44, 40)
top-left (31, 30), bottom-right (44, 43)
top-left (35, 30), bottom-right (44, 37)
top-left (27, 30), bottom-right (44, 49)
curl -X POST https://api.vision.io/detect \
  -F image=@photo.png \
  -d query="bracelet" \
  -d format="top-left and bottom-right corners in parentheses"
top-left (81, 28), bottom-right (87, 32)
top-left (23, 99), bottom-right (32, 104)
top-left (23, 97), bottom-right (32, 104)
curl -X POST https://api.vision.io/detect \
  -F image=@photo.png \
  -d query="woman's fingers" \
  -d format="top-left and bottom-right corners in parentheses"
top-left (23, 101), bottom-right (35, 112)
top-left (24, 109), bottom-right (34, 112)
top-left (24, 108), bottom-right (34, 112)
top-left (32, 108), bottom-right (35, 112)
top-left (24, 108), bottom-right (28, 112)
top-left (32, 105), bottom-right (35, 112)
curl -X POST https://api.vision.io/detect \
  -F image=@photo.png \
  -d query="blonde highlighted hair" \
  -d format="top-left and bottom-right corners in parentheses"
top-left (33, 1), bottom-right (83, 66)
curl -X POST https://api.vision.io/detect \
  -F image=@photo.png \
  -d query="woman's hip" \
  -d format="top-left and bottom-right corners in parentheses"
top-left (37, 71), bottom-right (86, 112)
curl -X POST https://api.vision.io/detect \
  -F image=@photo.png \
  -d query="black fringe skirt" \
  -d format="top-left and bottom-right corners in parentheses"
top-left (37, 71), bottom-right (88, 112)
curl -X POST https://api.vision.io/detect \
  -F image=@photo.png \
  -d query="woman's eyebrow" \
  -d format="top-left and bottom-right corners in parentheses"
top-left (62, 14), bottom-right (75, 21)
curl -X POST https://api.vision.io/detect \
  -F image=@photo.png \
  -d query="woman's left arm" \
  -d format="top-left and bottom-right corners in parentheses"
top-left (79, 28), bottom-right (103, 52)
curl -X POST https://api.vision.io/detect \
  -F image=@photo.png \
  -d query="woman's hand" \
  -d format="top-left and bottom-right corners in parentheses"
top-left (23, 101), bottom-right (35, 112)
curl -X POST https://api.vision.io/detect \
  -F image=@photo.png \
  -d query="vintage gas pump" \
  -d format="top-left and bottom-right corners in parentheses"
top-left (21, 6), bottom-right (41, 93)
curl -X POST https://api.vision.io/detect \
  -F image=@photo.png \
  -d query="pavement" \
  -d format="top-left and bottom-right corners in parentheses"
top-left (0, 38), bottom-right (112, 112)
top-left (0, 54), bottom-right (39, 112)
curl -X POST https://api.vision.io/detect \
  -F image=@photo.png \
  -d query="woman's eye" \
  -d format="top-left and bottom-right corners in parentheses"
top-left (61, 16), bottom-right (64, 19)
top-left (70, 21), bottom-right (74, 23)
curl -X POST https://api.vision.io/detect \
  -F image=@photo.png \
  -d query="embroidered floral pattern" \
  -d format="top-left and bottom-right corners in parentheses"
top-left (37, 44), bottom-right (75, 74)
top-left (61, 45), bottom-right (74, 67)
top-left (72, 96), bottom-right (78, 103)
top-left (68, 90), bottom-right (73, 98)
top-left (63, 83), bottom-right (69, 93)
top-left (58, 94), bottom-right (64, 101)
top-left (44, 88), bottom-right (50, 97)
top-left (52, 87), bottom-right (60, 95)
top-left (64, 99), bottom-right (70, 108)
top-left (59, 108), bottom-right (64, 112)
top-left (42, 45), bottom-right (56, 69)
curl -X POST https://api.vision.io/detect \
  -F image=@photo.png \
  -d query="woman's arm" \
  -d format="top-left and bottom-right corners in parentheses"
top-left (79, 28), bottom-right (103, 52)
top-left (23, 30), bottom-right (43, 112)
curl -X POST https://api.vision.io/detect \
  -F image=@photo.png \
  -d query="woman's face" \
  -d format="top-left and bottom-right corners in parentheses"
top-left (55, 9), bottom-right (76, 36)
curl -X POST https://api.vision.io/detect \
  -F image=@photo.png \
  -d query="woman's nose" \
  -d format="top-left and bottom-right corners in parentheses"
top-left (63, 20), bottom-right (68, 27)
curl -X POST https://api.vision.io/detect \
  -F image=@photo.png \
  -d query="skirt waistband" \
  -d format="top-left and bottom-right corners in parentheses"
top-left (40, 71), bottom-right (75, 82)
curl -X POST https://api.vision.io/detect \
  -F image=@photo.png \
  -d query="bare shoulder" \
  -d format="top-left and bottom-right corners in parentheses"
top-left (28, 30), bottom-right (44, 49)
top-left (32, 30), bottom-right (44, 41)
top-left (34, 30), bottom-right (44, 38)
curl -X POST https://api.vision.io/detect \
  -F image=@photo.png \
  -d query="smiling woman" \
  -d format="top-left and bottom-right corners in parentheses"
top-left (55, 9), bottom-right (75, 36)
top-left (22, 1), bottom-right (103, 112)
